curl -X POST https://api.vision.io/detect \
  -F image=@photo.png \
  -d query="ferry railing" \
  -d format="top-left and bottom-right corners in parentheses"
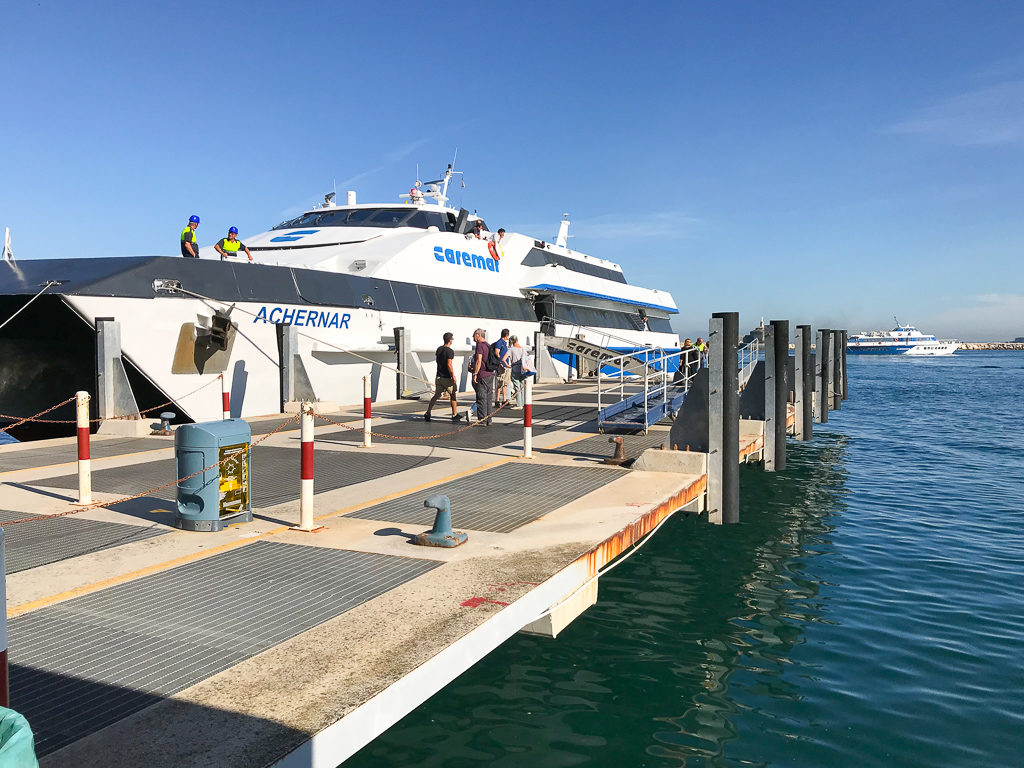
top-left (543, 316), bottom-right (658, 362)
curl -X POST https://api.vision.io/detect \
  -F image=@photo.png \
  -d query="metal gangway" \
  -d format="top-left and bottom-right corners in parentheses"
top-left (597, 335), bottom-right (762, 434)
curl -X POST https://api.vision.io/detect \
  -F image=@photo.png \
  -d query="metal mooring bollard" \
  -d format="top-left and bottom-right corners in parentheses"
top-left (602, 436), bottom-right (627, 465)
top-left (153, 411), bottom-right (176, 436)
top-left (413, 494), bottom-right (468, 548)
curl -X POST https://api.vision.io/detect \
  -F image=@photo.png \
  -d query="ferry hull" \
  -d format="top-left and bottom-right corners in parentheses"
top-left (1, 257), bottom-right (677, 437)
top-left (847, 343), bottom-right (958, 356)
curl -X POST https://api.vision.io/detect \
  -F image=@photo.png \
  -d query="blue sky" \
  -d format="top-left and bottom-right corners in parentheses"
top-left (2, 1), bottom-right (1023, 340)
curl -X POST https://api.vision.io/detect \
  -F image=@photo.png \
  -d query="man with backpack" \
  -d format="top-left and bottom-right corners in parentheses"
top-left (471, 328), bottom-right (495, 425)
top-left (494, 328), bottom-right (512, 406)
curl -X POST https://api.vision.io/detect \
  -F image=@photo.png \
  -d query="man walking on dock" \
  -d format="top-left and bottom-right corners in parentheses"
top-left (471, 328), bottom-right (495, 425)
top-left (425, 332), bottom-right (464, 423)
top-left (180, 215), bottom-right (200, 258)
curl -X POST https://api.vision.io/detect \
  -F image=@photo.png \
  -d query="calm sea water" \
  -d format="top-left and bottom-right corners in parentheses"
top-left (345, 352), bottom-right (1024, 767)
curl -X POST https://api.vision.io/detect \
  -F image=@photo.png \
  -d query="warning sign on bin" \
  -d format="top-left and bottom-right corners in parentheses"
top-left (219, 443), bottom-right (249, 516)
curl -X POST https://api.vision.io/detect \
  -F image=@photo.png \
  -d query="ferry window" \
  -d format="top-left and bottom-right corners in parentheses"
top-left (366, 208), bottom-right (414, 227)
top-left (520, 248), bottom-right (628, 284)
top-left (405, 210), bottom-right (450, 230)
top-left (439, 288), bottom-right (461, 315)
top-left (647, 317), bottom-right (673, 333)
top-left (344, 209), bottom-right (375, 224)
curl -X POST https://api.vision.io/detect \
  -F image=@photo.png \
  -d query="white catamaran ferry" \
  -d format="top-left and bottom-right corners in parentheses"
top-left (847, 321), bottom-right (958, 356)
top-left (0, 165), bottom-right (680, 435)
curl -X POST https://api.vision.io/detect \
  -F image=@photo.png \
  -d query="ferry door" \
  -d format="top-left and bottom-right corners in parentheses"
top-left (534, 294), bottom-right (556, 336)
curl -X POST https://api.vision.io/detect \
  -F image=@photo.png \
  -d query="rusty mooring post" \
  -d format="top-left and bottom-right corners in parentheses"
top-left (602, 436), bottom-right (627, 465)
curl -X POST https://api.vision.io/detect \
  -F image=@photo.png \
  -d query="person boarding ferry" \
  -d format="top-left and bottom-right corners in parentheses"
top-left (214, 227), bottom-right (253, 262)
top-left (180, 215), bottom-right (200, 258)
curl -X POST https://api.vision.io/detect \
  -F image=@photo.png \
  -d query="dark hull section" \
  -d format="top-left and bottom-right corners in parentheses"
top-left (0, 296), bottom-right (167, 441)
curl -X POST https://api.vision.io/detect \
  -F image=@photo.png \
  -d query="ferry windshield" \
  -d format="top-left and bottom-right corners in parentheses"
top-left (273, 208), bottom-right (451, 231)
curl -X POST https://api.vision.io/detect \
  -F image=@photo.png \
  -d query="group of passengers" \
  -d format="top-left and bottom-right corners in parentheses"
top-left (677, 337), bottom-right (709, 381)
top-left (424, 329), bottom-right (534, 425)
top-left (470, 221), bottom-right (506, 261)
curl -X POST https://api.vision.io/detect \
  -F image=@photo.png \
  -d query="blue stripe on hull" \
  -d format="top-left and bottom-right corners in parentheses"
top-left (846, 346), bottom-right (914, 355)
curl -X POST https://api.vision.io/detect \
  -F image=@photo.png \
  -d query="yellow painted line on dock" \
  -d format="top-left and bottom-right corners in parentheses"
top-left (0, 445), bottom-right (174, 477)
top-left (314, 455), bottom-right (517, 523)
top-left (0, 417), bottom-right (355, 478)
top-left (7, 530), bottom-right (286, 618)
top-left (7, 453), bottom-right (516, 618)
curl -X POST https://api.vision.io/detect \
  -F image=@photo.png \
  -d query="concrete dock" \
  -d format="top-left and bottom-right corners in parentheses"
top-left (0, 376), bottom-right (787, 767)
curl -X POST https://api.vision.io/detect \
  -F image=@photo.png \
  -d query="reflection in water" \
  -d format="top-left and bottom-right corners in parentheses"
top-left (346, 437), bottom-right (850, 768)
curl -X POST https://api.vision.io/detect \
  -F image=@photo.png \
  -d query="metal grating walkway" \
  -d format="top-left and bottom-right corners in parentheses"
top-left (0, 436), bottom-right (173, 474)
top-left (9, 540), bottom-right (439, 756)
top-left (344, 463), bottom-right (624, 533)
top-left (315, 420), bottom-right (527, 449)
top-left (33, 448), bottom-right (446, 508)
top-left (538, 389), bottom-right (644, 405)
top-left (0, 511), bottom-right (167, 573)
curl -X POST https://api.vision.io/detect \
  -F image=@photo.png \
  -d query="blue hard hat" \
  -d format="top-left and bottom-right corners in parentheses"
top-left (228, 226), bottom-right (238, 234)
top-left (189, 215), bottom-right (200, 224)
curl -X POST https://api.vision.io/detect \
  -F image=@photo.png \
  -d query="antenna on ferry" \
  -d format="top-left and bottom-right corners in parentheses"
top-left (555, 213), bottom-right (571, 248)
top-left (2, 227), bottom-right (13, 263)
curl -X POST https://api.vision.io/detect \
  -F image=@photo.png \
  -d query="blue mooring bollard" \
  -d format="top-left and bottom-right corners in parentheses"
top-left (413, 494), bottom-right (468, 548)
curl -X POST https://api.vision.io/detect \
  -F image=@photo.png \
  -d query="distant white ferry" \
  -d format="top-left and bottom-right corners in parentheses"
top-left (847, 322), bottom-right (958, 356)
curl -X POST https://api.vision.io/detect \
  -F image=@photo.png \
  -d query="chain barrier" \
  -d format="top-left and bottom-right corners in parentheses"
top-left (0, 395), bottom-right (78, 434)
top-left (0, 412), bottom-right (302, 527)
top-left (0, 376), bottom-right (223, 427)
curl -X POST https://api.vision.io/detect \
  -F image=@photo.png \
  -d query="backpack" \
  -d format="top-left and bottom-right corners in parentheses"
top-left (486, 341), bottom-right (505, 373)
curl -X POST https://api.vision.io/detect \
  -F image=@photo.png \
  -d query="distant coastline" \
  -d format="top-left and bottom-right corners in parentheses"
top-left (958, 343), bottom-right (1024, 350)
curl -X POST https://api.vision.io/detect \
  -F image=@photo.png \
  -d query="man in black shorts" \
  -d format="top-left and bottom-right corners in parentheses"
top-left (424, 332), bottom-right (464, 422)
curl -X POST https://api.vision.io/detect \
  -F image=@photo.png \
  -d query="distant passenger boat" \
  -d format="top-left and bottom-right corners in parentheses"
top-left (847, 321), bottom-right (958, 356)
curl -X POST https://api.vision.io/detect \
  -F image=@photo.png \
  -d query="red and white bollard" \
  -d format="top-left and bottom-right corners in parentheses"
top-left (362, 375), bottom-right (372, 448)
top-left (76, 390), bottom-right (91, 504)
top-left (221, 374), bottom-right (230, 420)
top-left (522, 377), bottom-right (533, 459)
top-left (292, 402), bottom-right (321, 532)
top-left (0, 527), bottom-right (8, 708)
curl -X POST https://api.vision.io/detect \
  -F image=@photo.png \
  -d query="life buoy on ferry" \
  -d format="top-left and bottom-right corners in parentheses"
top-left (488, 241), bottom-right (500, 260)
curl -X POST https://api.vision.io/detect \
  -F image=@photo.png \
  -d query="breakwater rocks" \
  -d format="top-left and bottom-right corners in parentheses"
top-left (959, 342), bottom-right (1024, 351)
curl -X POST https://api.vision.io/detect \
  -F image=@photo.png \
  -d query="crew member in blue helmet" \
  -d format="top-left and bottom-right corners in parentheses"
top-left (214, 226), bottom-right (253, 262)
top-left (180, 215), bottom-right (200, 258)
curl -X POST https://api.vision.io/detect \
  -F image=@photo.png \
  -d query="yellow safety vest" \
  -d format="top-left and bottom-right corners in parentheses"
top-left (220, 237), bottom-right (241, 253)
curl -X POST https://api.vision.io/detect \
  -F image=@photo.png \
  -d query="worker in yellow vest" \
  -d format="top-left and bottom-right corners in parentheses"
top-left (180, 215), bottom-right (200, 258)
top-left (214, 227), bottom-right (253, 262)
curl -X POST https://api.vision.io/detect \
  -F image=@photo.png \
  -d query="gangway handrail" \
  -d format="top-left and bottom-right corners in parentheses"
top-left (738, 337), bottom-right (761, 392)
top-left (597, 346), bottom-right (701, 433)
top-left (541, 316), bottom-right (665, 353)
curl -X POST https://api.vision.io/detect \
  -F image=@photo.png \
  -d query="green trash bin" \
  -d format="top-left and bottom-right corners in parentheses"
top-left (0, 708), bottom-right (38, 768)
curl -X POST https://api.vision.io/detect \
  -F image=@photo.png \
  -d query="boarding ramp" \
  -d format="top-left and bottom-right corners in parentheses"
top-left (598, 347), bottom-right (699, 434)
top-left (543, 334), bottom-right (661, 378)
top-left (599, 332), bottom-right (762, 435)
